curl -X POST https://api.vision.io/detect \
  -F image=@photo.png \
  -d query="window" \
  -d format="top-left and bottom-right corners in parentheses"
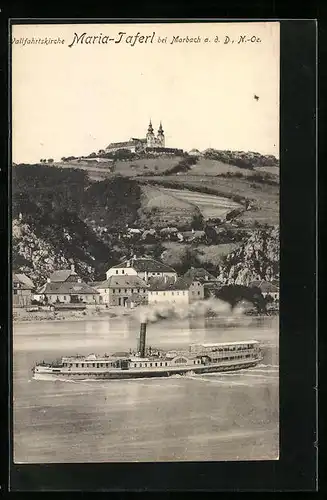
top-left (137, 288), bottom-right (140, 293)
top-left (76, 363), bottom-right (79, 367)
top-left (115, 270), bottom-right (118, 274)
top-left (118, 289), bottom-right (121, 293)
top-left (13, 290), bottom-right (17, 295)
top-left (145, 363), bottom-right (147, 367)
top-left (163, 292), bottom-right (166, 296)
top-left (81, 363), bottom-right (84, 368)
top-left (156, 292), bottom-right (158, 295)
top-left (172, 292), bottom-right (174, 296)
top-left (122, 270), bottom-right (125, 274)
top-left (165, 362), bottom-right (168, 366)
top-left (160, 362), bottom-right (162, 366)
top-left (150, 363), bottom-right (152, 367)
top-left (64, 296), bottom-right (66, 300)
top-left (198, 291), bottom-right (200, 295)
top-left (134, 363), bottom-right (137, 367)
top-left (113, 289), bottom-right (115, 294)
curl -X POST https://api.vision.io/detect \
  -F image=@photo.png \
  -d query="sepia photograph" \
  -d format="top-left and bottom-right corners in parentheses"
top-left (12, 21), bottom-right (280, 464)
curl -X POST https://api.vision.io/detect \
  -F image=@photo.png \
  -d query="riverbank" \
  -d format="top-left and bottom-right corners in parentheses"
top-left (13, 307), bottom-right (136, 324)
top-left (13, 306), bottom-right (279, 324)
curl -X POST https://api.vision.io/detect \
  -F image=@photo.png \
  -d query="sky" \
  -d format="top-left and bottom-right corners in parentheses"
top-left (12, 22), bottom-right (279, 163)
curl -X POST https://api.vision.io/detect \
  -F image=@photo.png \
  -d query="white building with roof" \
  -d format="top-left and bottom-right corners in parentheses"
top-left (94, 275), bottom-right (148, 306)
top-left (106, 256), bottom-right (177, 283)
top-left (35, 265), bottom-right (99, 304)
top-left (147, 276), bottom-right (204, 305)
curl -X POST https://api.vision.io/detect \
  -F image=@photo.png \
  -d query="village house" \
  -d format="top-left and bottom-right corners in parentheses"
top-left (183, 267), bottom-right (217, 283)
top-left (35, 265), bottom-right (100, 304)
top-left (13, 273), bottom-right (35, 308)
top-left (183, 267), bottom-right (220, 296)
top-left (106, 256), bottom-right (177, 283)
top-left (249, 280), bottom-right (279, 302)
top-left (147, 276), bottom-right (204, 305)
top-left (179, 230), bottom-right (206, 243)
top-left (93, 275), bottom-right (148, 307)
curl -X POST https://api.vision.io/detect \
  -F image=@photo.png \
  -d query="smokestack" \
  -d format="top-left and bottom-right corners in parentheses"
top-left (138, 323), bottom-right (147, 358)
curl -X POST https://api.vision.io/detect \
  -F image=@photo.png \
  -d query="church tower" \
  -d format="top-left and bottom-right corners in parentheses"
top-left (157, 121), bottom-right (165, 147)
top-left (146, 120), bottom-right (155, 147)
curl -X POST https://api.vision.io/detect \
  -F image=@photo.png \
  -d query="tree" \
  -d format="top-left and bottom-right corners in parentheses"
top-left (191, 213), bottom-right (204, 230)
top-left (47, 159), bottom-right (54, 164)
top-left (214, 285), bottom-right (267, 313)
top-left (204, 225), bottom-right (218, 244)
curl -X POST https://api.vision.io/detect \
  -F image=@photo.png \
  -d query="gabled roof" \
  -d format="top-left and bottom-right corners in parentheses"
top-left (49, 270), bottom-right (77, 283)
top-left (13, 273), bottom-right (34, 289)
top-left (38, 281), bottom-right (99, 295)
top-left (183, 267), bottom-right (217, 281)
top-left (148, 276), bottom-right (196, 291)
top-left (94, 275), bottom-right (148, 289)
top-left (110, 257), bottom-right (176, 274)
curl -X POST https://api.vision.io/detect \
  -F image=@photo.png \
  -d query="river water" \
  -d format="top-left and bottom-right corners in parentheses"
top-left (13, 315), bottom-right (279, 463)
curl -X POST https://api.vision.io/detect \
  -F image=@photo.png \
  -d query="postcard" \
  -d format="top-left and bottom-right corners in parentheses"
top-left (12, 21), bottom-right (280, 465)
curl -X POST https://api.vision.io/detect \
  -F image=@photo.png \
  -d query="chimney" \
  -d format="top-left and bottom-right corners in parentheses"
top-left (71, 264), bottom-right (75, 273)
top-left (138, 323), bottom-right (147, 358)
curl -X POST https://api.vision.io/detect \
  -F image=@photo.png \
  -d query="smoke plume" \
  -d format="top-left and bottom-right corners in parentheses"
top-left (136, 298), bottom-right (244, 324)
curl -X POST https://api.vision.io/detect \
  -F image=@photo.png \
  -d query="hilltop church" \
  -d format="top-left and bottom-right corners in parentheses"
top-left (105, 120), bottom-right (183, 155)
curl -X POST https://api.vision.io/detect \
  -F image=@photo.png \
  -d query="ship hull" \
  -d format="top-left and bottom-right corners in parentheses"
top-left (32, 358), bottom-right (262, 381)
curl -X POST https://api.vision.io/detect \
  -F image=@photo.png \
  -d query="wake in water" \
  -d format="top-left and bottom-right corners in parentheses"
top-left (135, 297), bottom-right (244, 324)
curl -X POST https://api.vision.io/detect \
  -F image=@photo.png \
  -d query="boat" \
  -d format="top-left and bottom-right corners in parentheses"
top-left (32, 322), bottom-right (263, 381)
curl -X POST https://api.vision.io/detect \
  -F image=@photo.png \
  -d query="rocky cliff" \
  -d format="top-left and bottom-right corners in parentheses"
top-left (12, 219), bottom-right (100, 287)
top-left (217, 226), bottom-right (279, 285)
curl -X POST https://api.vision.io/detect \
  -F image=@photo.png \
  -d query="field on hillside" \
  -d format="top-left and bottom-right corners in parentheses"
top-left (162, 241), bottom-right (240, 269)
top-left (137, 175), bottom-right (279, 226)
top-left (138, 185), bottom-right (199, 229)
top-left (253, 166), bottom-right (279, 176)
top-left (188, 158), bottom-right (254, 176)
top-left (141, 185), bottom-right (197, 212)
top-left (161, 187), bottom-right (242, 220)
top-left (114, 157), bottom-right (183, 177)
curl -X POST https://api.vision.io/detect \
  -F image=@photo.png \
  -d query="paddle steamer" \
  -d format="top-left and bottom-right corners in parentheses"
top-left (32, 323), bottom-right (263, 380)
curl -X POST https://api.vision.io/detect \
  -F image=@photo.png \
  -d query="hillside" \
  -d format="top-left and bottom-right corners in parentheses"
top-left (12, 158), bottom-right (279, 286)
